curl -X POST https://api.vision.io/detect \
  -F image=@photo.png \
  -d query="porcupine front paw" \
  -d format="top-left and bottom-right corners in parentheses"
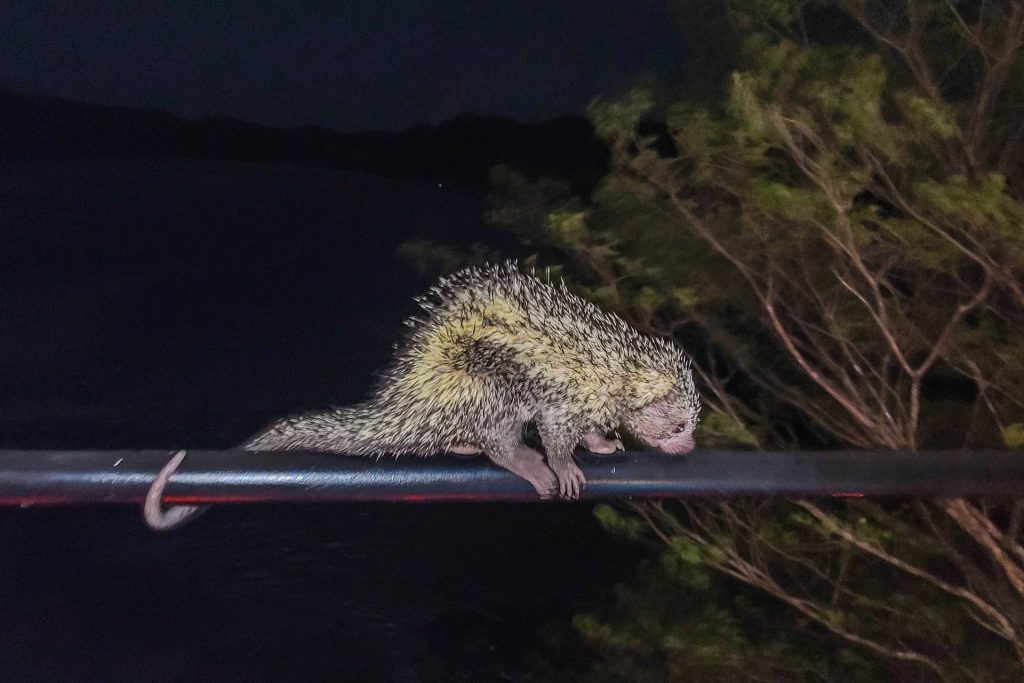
top-left (488, 443), bottom-right (559, 499)
top-left (518, 449), bottom-right (560, 499)
top-left (512, 446), bottom-right (560, 498)
top-left (551, 461), bottom-right (586, 500)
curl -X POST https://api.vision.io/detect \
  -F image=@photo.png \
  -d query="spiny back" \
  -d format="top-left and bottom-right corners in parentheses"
top-left (373, 262), bottom-right (690, 422)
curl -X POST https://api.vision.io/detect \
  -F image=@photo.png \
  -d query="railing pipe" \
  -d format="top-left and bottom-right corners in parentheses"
top-left (1, 449), bottom-right (1023, 505)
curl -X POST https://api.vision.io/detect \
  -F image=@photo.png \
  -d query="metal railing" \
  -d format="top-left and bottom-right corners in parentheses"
top-left (1, 449), bottom-right (1023, 505)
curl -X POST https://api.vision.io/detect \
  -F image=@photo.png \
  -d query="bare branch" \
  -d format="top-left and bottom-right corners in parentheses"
top-left (797, 500), bottom-right (1024, 658)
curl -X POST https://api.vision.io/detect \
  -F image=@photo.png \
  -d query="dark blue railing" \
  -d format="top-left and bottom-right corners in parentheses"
top-left (2, 449), bottom-right (1023, 506)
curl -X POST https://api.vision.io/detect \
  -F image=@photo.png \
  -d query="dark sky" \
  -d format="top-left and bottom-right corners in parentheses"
top-left (1, 1), bottom-right (686, 132)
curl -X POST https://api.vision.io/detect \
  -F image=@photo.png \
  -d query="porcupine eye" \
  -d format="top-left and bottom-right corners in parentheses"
top-left (671, 421), bottom-right (688, 434)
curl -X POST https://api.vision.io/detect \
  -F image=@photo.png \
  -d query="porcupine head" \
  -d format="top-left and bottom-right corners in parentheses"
top-left (616, 347), bottom-right (700, 456)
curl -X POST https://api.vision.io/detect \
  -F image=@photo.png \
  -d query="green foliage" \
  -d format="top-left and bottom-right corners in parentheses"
top-left (593, 503), bottom-right (649, 543)
top-left (897, 92), bottom-right (960, 140)
top-left (1004, 423), bottom-right (1024, 449)
top-left (700, 410), bottom-right (760, 448)
top-left (590, 89), bottom-right (657, 141)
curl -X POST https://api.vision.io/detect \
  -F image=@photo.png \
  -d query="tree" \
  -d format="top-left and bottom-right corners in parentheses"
top-left (483, 1), bottom-right (1024, 679)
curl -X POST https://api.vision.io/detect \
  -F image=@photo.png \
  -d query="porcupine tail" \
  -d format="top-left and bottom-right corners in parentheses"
top-left (242, 400), bottom-right (431, 456)
top-left (144, 402), bottom-right (426, 533)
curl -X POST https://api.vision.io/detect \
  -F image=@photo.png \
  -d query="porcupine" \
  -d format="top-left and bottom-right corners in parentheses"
top-left (143, 262), bottom-right (700, 529)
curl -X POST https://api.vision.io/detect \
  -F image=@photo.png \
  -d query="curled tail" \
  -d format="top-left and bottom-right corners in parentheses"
top-left (243, 402), bottom-right (430, 456)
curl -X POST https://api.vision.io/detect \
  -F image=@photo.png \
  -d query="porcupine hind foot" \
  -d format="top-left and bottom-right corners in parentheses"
top-left (581, 429), bottom-right (624, 455)
top-left (483, 441), bottom-right (559, 498)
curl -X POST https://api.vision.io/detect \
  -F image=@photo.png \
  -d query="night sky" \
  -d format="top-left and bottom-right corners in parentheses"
top-left (1, 1), bottom-right (686, 131)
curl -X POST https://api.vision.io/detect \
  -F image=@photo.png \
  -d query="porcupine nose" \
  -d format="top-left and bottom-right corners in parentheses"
top-left (659, 426), bottom-right (695, 455)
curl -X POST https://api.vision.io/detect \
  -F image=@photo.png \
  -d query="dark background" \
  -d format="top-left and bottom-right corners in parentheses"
top-left (0, 1), bottom-right (686, 131)
top-left (0, 3), bottom-right (683, 680)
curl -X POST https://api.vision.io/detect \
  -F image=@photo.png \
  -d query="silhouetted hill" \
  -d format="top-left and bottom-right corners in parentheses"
top-left (0, 88), bottom-right (608, 193)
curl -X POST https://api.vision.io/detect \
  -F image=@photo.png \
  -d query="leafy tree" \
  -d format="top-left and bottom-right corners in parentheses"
top-left (490, 1), bottom-right (1024, 680)
top-left (489, 1), bottom-right (1024, 452)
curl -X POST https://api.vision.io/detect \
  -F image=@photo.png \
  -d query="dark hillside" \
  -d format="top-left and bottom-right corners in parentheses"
top-left (0, 88), bottom-right (608, 193)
